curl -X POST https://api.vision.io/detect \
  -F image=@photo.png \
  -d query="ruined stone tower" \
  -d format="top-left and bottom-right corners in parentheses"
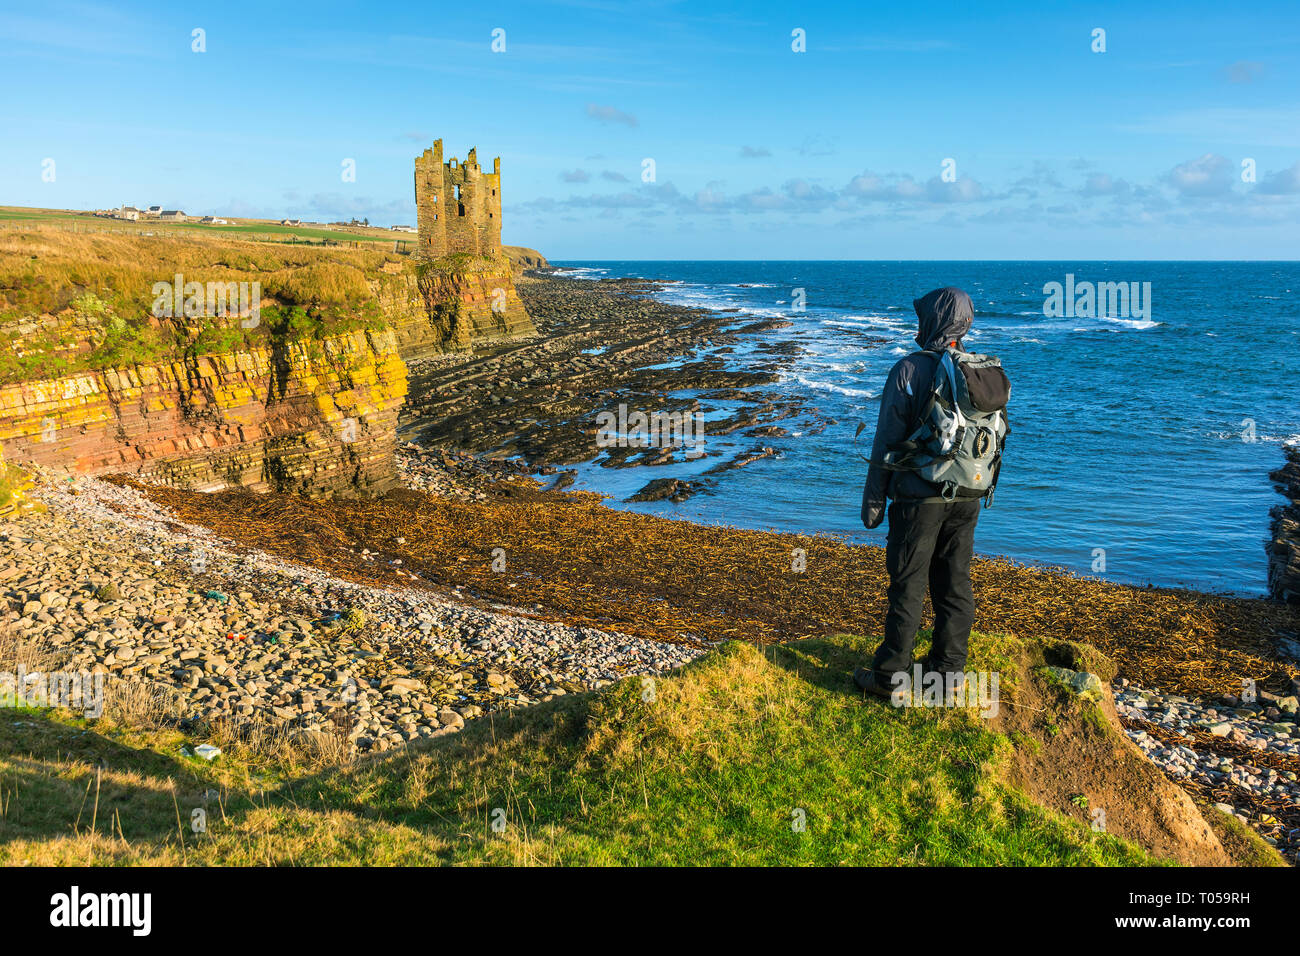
top-left (414, 140), bottom-right (503, 258)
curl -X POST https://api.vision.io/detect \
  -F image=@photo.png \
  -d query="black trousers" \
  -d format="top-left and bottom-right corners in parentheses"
top-left (871, 497), bottom-right (981, 680)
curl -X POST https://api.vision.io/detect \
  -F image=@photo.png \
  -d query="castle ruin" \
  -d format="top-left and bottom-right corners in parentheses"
top-left (414, 140), bottom-right (502, 258)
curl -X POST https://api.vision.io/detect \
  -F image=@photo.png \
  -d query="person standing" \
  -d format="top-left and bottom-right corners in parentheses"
top-left (856, 287), bottom-right (1010, 700)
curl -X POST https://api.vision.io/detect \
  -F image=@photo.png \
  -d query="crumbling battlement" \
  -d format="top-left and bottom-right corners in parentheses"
top-left (414, 140), bottom-right (503, 259)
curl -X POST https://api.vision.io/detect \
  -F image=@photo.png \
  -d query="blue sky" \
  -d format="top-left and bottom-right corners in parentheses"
top-left (3, 0), bottom-right (1299, 258)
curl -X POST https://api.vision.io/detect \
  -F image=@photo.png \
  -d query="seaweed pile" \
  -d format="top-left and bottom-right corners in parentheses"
top-left (130, 477), bottom-right (1300, 700)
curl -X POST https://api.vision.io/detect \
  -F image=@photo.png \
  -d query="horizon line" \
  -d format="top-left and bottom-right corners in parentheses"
top-left (544, 257), bottom-right (1300, 264)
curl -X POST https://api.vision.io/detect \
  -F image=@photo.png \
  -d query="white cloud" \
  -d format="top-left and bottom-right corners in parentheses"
top-left (1164, 153), bottom-right (1233, 197)
top-left (585, 103), bottom-right (638, 127)
top-left (1258, 161), bottom-right (1300, 195)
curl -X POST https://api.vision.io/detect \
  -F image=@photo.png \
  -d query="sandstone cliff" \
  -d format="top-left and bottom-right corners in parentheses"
top-left (376, 254), bottom-right (533, 360)
top-left (504, 245), bottom-right (551, 274)
top-left (0, 228), bottom-right (534, 496)
top-left (0, 327), bottom-right (407, 496)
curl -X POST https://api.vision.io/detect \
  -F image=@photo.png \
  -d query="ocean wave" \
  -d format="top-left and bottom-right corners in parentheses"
top-left (1100, 315), bottom-right (1160, 330)
top-left (818, 314), bottom-right (908, 333)
top-left (789, 374), bottom-right (876, 399)
top-left (551, 267), bottom-right (608, 280)
top-left (1207, 429), bottom-right (1300, 444)
top-left (737, 306), bottom-right (794, 319)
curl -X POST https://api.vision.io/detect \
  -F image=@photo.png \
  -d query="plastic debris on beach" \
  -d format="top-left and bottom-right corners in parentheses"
top-left (126, 476), bottom-right (1300, 700)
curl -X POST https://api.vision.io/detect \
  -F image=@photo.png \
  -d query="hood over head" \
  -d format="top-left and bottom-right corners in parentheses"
top-left (913, 286), bottom-right (973, 350)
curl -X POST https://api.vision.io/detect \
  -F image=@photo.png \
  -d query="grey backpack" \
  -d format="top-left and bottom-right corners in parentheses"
top-left (880, 347), bottom-right (1010, 505)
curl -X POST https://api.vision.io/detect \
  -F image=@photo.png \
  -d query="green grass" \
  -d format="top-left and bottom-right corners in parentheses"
top-left (0, 207), bottom-right (394, 246)
top-left (0, 461), bottom-right (36, 515)
top-left (0, 468), bottom-right (20, 510)
top-left (0, 632), bottom-right (1178, 866)
top-left (199, 223), bottom-right (399, 245)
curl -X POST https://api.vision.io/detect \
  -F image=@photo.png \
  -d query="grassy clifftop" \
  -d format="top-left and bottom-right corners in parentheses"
top-left (0, 227), bottom-right (532, 386)
top-left (0, 228), bottom-right (403, 384)
top-left (503, 245), bottom-right (550, 273)
top-left (0, 631), bottom-right (1279, 866)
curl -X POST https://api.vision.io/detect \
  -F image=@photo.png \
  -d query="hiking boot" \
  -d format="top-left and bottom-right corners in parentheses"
top-left (853, 667), bottom-right (895, 701)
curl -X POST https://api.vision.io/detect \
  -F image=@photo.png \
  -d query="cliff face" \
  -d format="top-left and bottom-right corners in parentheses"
top-left (504, 245), bottom-right (551, 274)
top-left (0, 229), bottom-right (535, 497)
top-left (376, 256), bottom-right (532, 360)
top-left (0, 328), bottom-right (407, 496)
top-left (1270, 446), bottom-right (1300, 605)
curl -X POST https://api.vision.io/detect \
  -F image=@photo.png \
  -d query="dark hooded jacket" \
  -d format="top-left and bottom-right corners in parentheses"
top-left (860, 287), bottom-right (974, 528)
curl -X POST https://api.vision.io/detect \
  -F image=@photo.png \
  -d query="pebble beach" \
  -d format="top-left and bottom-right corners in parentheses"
top-left (1, 270), bottom-right (1296, 867)
top-left (0, 466), bottom-right (702, 755)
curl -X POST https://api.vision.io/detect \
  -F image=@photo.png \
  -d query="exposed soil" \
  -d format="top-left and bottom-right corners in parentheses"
top-left (996, 641), bottom-right (1239, 866)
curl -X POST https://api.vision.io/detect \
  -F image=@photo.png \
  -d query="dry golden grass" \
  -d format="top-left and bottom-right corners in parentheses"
top-left (0, 225), bottom-right (416, 383)
top-left (0, 627), bottom-right (48, 680)
top-left (0, 618), bottom-right (349, 777)
top-left (0, 225), bottom-right (404, 320)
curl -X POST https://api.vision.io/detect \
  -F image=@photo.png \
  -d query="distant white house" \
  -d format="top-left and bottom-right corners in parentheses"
top-left (281, 219), bottom-right (302, 227)
top-left (390, 224), bottom-right (417, 233)
top-left (145, 205), bottom-right (163, 217)
top-left (116, 205), bottom-right (141, 221)
top-left (198, 216), bottom-right (228, 225)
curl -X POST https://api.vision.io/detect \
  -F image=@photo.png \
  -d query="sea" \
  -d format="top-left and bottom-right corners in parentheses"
top-left (549, 261), bottom-right (1300, 597)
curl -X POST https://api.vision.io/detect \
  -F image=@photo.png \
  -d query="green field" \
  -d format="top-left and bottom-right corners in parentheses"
top-left (0, 206), bottom-right (403, 247)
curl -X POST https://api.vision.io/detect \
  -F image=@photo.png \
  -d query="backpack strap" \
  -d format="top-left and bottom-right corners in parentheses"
top-left (983, 407), bottom-right (1010, 509)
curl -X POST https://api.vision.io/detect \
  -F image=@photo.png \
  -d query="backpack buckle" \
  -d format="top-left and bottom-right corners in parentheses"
top-left (940, 481), bottom-right (958, 502)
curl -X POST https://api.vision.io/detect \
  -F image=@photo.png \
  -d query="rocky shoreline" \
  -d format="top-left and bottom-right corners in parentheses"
top-left (1, 270), bottom-right (1297, 866)
top-left (0, 468), bottom-right (701, 755)
top-left (1269, 444), bottom-right (1300, 608)
top-left (1115, 679), bottom-right (1300, 863)
top-left (399, 273), bottom-right (834, 502)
